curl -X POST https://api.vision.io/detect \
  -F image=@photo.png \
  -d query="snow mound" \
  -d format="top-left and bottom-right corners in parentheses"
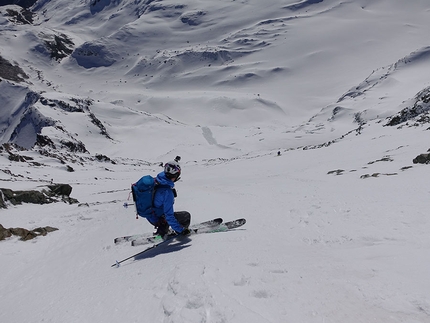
top-left (72, 40), bottom-right (117, 68)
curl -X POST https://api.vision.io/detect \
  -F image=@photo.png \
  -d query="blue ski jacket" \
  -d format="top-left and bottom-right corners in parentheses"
top-left (152, 172), bottom-right (184, 233)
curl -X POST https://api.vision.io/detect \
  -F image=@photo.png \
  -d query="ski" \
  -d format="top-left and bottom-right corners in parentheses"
top-left (111, 218), bottom-right (246, 267)
top-left (212, 218), bottom-right (246, 231)
top-left (114, 217), bottom-right (223, 244)
top-left (130, 217), bottom-right (224, 246)
top-left (131, 218), bottom-right (246, 246)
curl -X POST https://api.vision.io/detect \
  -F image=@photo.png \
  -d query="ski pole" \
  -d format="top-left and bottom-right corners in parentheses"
top-left (111, 245), bottom-right (157, 267)
top-left (111, 234), bottom-right (177, 268)
top-left (123, 202), bottom-right (139, 219)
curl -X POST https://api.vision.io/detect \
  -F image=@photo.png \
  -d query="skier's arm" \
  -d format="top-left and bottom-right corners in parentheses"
top-left (163, 191), bottom-right (184, 233)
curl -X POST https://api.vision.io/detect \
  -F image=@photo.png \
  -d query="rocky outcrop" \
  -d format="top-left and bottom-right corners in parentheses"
top-left (386, 87), bottom-right (430, 127)
top-left (0, 224), bottom-right (58, 241)
top-left (0, 184), bottom-right (79, 208)
top-left (0, 54), bottom-right (29, 82)
top-left (0, 1), bottom-right (38, 9)
top-left (413, 152), bottom-right (430, 164)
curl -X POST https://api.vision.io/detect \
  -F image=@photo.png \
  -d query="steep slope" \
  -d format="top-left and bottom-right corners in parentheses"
top-left (1, 120), bottom-right (430, 323)
top-left (1, 1), bottom-right (430, 322)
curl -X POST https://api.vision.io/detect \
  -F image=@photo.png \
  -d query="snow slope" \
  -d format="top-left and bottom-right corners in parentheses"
top-left (1, 0), bottom-right (430, 322)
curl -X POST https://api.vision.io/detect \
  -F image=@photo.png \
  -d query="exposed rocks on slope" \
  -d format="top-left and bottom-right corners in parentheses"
top-left (413, 150), bottom-right (430, 164)
top-left (386, 87), bottom-right (430, 127)
top-left (0, 224), bottom-right (58, 241)
top-left (0, 55), bottom-right (29, 82)
top-left (3, 6), bottom-right (34, 23)
top-left (0, 183), bottom-right (79, 209)
top-left (0, 0), bottom-right (38, 9)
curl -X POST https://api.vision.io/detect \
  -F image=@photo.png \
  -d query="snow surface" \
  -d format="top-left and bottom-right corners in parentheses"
top-left (1, 0), bottom-right (430, 322)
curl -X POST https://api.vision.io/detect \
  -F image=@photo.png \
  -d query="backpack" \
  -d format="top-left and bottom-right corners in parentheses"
top-left (131, 175), bottom-right (170, 218)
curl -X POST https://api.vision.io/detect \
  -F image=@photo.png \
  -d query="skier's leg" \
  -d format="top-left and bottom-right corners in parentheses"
top-left (147, 215), bottom-right (169, 236)
top-left (155, 217), bottom-right (169, 236)
top-left (174, 211), bottom-right (191, 228)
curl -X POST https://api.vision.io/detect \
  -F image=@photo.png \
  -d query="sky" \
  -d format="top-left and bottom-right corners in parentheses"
top-left (1, 0), bottom-right (430, 322)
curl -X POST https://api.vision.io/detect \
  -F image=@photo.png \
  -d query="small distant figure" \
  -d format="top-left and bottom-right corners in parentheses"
top-left (174, 155), bottom-right (181, 162)
top-left (277, 151), bottom-right (281, 156)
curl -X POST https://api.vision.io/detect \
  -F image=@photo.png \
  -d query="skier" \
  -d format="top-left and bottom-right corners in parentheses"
top-left (151, 160), bottom-right (191, 237)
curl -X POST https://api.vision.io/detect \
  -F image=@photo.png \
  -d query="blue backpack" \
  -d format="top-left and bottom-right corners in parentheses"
top-left (131, 175), bottom-right (169, 218)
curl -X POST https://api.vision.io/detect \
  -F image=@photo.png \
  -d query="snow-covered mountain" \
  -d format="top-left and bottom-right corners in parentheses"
top-left (1, 0), bottom-right (429, 158)
top-left (1, 0), bottom-right (430, 322)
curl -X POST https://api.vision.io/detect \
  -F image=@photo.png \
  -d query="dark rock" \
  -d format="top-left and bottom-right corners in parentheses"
top-left (0, 0), bottom-right (38, 9)
top-left (386, 87), bottom-right (430, 126)
top-left (9, 227), bottom-right (36, 241)
top-left (60, 140), bottom-right (88, 153)
top-left (44, 33), bottom-right (74, 61)
top-left (32, 226), bottom-right (58, 236)
top-left (0, 224), bottom-right (12, 240)
top-left (0, 188), bottom-right (53, 206)
top-left (327, 169), bottom-right (344, 175)
top-left (0, 184), bottom-right (78, 208)
top-left (8, 152), bottom-right (33, 162)
top-left (413, 153), bottom-right (430, 164)
top-left (47, 184), bottom-right (72, 197)
top-left (0, 54), bottom-right (29, 82)
top-left (35, 134), bottom-right (56, 149)
top-left (0, 224), bottom-right (58, 241)
top-left (95, 153), bottom-right (116, 164)
top-left (0, 194), bottom-right (5, 209)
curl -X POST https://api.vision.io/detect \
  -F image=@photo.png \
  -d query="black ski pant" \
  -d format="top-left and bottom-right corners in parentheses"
top-left (173, 211), bottom-right (191, 228)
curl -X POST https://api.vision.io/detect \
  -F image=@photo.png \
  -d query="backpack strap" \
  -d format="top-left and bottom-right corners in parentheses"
top-left (152, 180), bottom-right (177, 207)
